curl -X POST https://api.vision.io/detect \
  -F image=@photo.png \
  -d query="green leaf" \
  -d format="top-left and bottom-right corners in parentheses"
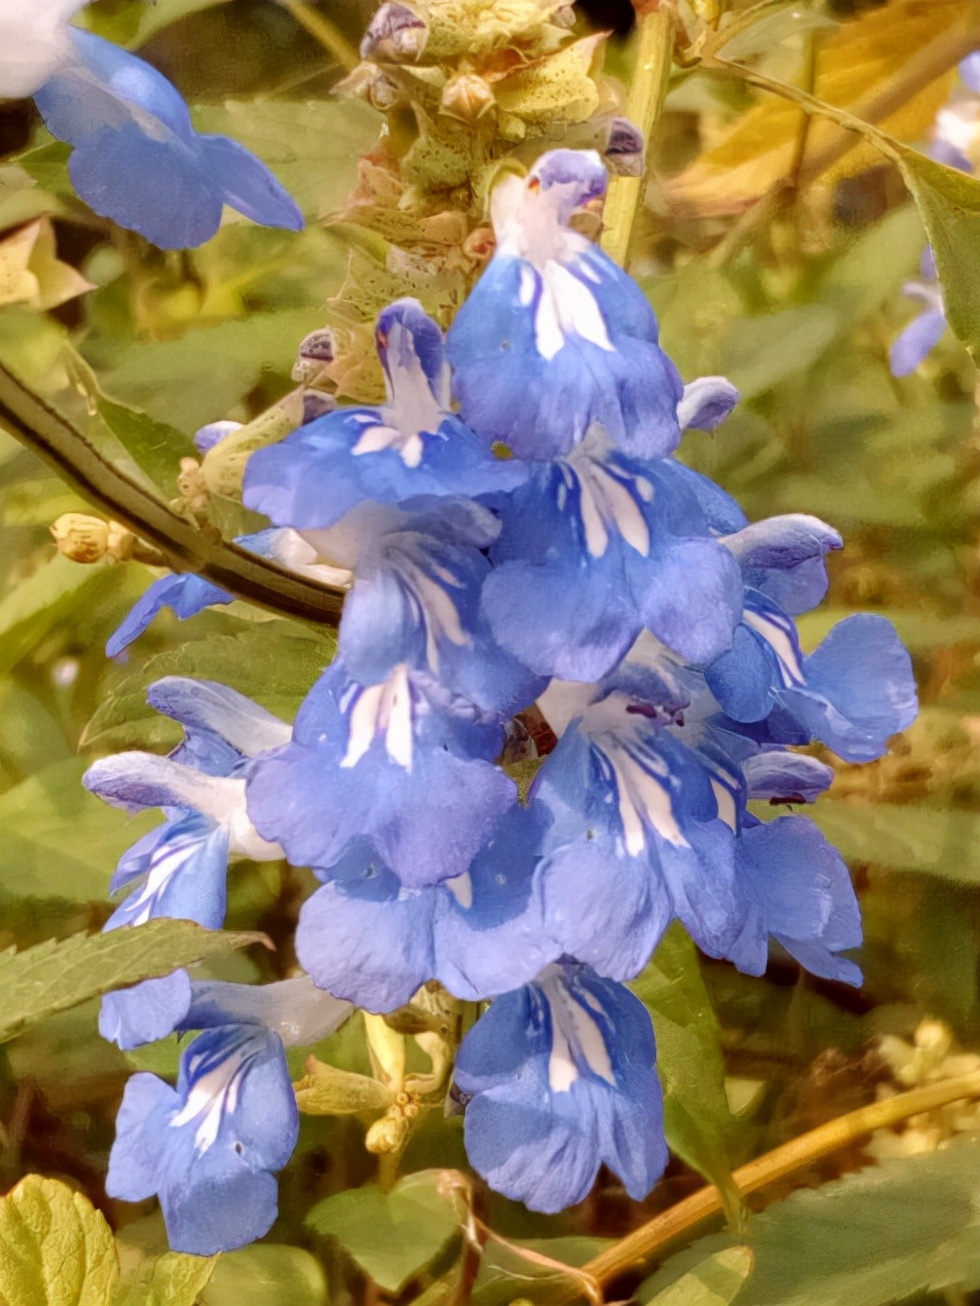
top-left (191, 99), bottom-right (378, 221)
top-left (648, 1247), bottom-right (754, 1306)
top-left (0, 757), bottom-right (156, 902)
top-left (96, 395), bottom-right (197, 495)
top-left (82, 621), bottom-right (334, 754)
top-left (113, 1252), bottom-right (216, 1306)
top-left (199, 1246), bottom-right (328, 1306)
top-left (83, 0), bottom-right (232, 47)
top-left (808, 802), bottom-right (980, 882)
top-left (0, 919), bottom-right (265, 1042)
top-left (629, 924), bottom-right (740, 1205)
top-left (716, 305), bottom-right (841, 401)
top-left (639, 1141), bottom-right (980, 1306)
top-left (895, 148), bottom-right (980, 363)
top-left (306, 1170), bottom-right (459, 1293)
top-left (0, 1174), bottom-right (119, 1306)
top-left (0, 555), bottom-right (116, 678)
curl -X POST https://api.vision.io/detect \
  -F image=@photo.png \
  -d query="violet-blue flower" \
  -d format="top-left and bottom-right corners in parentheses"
top-left (33, 29), bottom-right (302, 248)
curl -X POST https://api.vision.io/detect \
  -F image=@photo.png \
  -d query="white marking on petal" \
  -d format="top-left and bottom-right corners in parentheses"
top-left (710, 779), bottom-right (737, 832)
top-left (541, 971), bottom-right (616, 1093)
top-left (565, 455), bottom-right (651, 559)
top-left (600, 737), bottom-right (688, 855)
top-left (533, 261), bottom-right (614, 362)
top-left (170, 1043), bottom-right (249, 1154)
top-left (743, 608), bottom-right (805, 687)
top-left (518, 264), bottom-right (537, 306)
top-left (388, 543), bottom-right (470, 675)
top-left (446, 872), bottom-right (473, 909)
top-left (352, 422), bottom-right (425, 469)
top-left (340, 666), bottom-right (416, 772)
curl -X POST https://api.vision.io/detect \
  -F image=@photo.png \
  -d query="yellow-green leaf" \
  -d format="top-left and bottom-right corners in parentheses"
top-left (0, 920), bottom-right (266, 1043)
top-left (0, 1175), bottom-right (119, 1306)
top-left (113, 1251), bottom-right (216, 1306)
top-left (895, 148), bottom-right (980, 362)
top-left (648, 1248), bottom-right (754, 1306)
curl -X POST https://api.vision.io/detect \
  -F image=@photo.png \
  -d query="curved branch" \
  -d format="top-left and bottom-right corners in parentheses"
top-left (0, 362), bottom-right (344, 627)
top-left (543, 1070), bottom-right (980, 1304)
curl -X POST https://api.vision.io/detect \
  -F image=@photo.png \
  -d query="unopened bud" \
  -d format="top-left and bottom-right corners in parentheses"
top-left (365, 1109), bottom-right (413, 1154)
top-left (554, 5), bottom-right (576, 27)
top-left (462, 225), bottom-right (495, 263)
top-left (293, 328), bottom-right (336, 384)
top-left (338, 62), bottom-right (403, 112)
top-left (175, 457), bottom-right (209, 514)
top-left (50, 514), bottom-right (134, 564)
top-left (302, 390), bottom-right (337, 423)
top-left (360, 3), bottom-right (427, 63)
top-left (441, 73), bottom-right (495, 123)
top-left (604, 116), bottom-right (645, 177)
top-left (294, 1057), bottom-right (393, 1116)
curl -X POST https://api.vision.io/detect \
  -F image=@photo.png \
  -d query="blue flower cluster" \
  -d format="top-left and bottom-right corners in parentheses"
top-left (7, 14), bottom-right (301, 247)
top-left (88, 149), bottom-right (917, 1251)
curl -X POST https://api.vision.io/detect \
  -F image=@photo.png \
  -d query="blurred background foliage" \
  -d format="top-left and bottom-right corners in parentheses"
top-left (0, 2), bottom-right (978, 1304)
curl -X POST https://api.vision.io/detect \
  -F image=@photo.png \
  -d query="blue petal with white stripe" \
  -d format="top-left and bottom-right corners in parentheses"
top-left (296, 806), bottom-right (557, 1012)
top-left (339, 508), bottom-right (546, 716)
top-left (481, 439), bottom-right (742, 680)
top-left (34, 29), bottom-right (301, 248)
top-left (445, 151), bottom-right (683, 460)
top-left (243, 300), bottom-right (526, 531)
top-left (245, 661), bottom-right (514, 887)
top-left (455, 961), bottom-right (667, 1213)
top-left (531, 697), bottom-right (742, 972)
top-left (99, 970), bottom-right (193, 1052)
top-left (107, 1023), bottom-right (297, 1255)
top-left (705, 594), bottom-right (918, 761)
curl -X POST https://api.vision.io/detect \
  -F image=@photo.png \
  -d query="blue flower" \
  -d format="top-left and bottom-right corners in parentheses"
top-left (530, 669), bottom-right (742, 978)
top-left (704, 591), bottom-right (918, 762)
top-left (295, 806), bottom-right (558, 1012)
top-left (479, 430), bottom-right (743, 681)
top-left (889, 276), bottom-right (947, 377)
top-left (86, 678), bottom-right (288, 1048)
top-left (244, 299), bottom-right (526, 531)
top-left (107, 573), bottom-right (234, 658)
top-left (106, 529), bottom-right (349, 658)
top-left (726, 815), bottom-right (863, 986)
top-left (445, 150), bottom-right (684, 460)
top-left (106, 976), bottom-right (349, 1254)
top-left (33, 29), bottom-right (302, 248)
top-left (246, 661), bottom-right (515, 887)
top-left (455, 961), bottom-right (667, 1213)
top-left (337, 501), bottom-right (545, 716)
top-left (721, 513), bottom-right (843, 616)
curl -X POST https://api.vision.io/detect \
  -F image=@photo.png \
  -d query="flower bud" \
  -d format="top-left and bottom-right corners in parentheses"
top-left (604, 116), bottom-right (645, 177)
top-left (337, 62), bottom-right (403, 112)
top-left (294, 1057), bottom-right (393, 1116)
top-left (360, 3), bottom-right (427, 63)
top-left (50, 513), bottom-right (134, 564)
top-left (462, 224), bottom-right (495, 263)
top-left (293, 328), bottom-right (335, 383)
top-left (302, 390), bottom-right (337, 423)
top-left (176, 457), bottom-right (209, 514)
top-left (440, 72), bottom-right (495, 123)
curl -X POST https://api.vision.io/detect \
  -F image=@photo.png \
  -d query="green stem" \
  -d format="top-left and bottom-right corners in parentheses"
top-left (601, 4), bottom-right (678, 270)
top-left (283, 2), bottom-right (360, 72)
top-left (0, 363), bottom-right (344, 627)
top-left (543, 1071), bottom-right (980, 1304)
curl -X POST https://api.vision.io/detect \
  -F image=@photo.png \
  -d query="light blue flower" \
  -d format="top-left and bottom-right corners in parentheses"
top-left (726, 814), bottom-right (863, 986)
top-left (530, 669), bottom-right (742, 978)
top-left (87, 678), bottom-right (289, 1048)
top-left (106, 977), bottom-right (349, 1255)
top-left (243, 299), bottom-right (526, 531)
top-left (704, 591), bottom-right (918, 762)
top-left (245, 660), bottom-right (515, 887)
top-left (455, 960), bottom-right (667, 1213)
top-left (33, 29), bottom-right (302, 248)
top-left (106, 528), bottom-right (348, 658)
top-left (445, 150), bottom-right (684, 460)
top-left (721, 513), bottom-right (843, 616)
top-left (295, 805), bottom-right (558, 1012)
top-left (479, 428), bottom-right (743, 681)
